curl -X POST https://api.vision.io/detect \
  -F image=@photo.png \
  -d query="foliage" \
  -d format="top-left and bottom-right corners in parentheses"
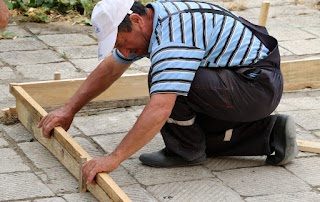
top-left (3, 0), bottom-right (159, 25)
top-left (4, 0), bottom-right (99, 24)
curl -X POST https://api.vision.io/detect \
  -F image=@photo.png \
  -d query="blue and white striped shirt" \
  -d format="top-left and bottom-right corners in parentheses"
top-left (114, 1), bottom-right (270, 96)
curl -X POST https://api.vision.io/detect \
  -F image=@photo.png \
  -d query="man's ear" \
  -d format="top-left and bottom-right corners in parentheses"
top-left (129, 14), bottom-right (143, 27)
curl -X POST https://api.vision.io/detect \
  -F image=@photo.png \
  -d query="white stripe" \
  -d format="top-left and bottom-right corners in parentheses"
top-left (224, 129), bottom-right (233, 141)
top-left (167, 117), bottom-right (195, 126)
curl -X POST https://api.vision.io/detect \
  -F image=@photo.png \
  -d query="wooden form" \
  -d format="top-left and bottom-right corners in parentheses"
top-left (9, 74), bottom-right (150, 202)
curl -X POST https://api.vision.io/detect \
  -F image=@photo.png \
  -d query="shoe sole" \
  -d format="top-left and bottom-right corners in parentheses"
top-left (278, 115), bottom-right (299, 165)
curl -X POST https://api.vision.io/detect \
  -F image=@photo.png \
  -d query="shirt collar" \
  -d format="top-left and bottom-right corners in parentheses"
top-left (146, 2), bottom-right (160, 54)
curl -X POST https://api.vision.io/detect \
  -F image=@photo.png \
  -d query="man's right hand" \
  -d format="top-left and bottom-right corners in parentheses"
top-left (37, 105), bottom-right (75, 138)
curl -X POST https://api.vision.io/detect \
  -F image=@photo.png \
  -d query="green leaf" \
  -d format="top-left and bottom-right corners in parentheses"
top-left (36, 0), bottom-right (45, 6)
top-left (17, 0), bottom-right (28, 11)
top-left (69, 0), bottom-right (78, 6)
top-left (2, 0), bottom-right (13, 10)
top-left (81, 0), bottom-right (93, 16)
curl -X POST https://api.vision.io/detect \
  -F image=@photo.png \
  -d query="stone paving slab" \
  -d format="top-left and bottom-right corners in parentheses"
top-left (108, 165), bottom-right (138, 187)
top-left (0, 172), bottom-right (55, 201)
top-left (121, 159), bottom-right (214, 186)
top-left (147, 179), bottom-right (243, 202)
top-left (276, 96), bottom-right (320, 111)
top-left (1, 25), bottom-right (32, 37)
top-left (38, 34), bottom-right (97, 47)
top-left (280, 38), bottom-right (320, 55)
top-left (213, 166), bottom-right (311, 197)
top-left (245, 191), bottom-right (320, 202)
top-left (73, 137), bottom-right (105, 158)
top-left (61, 193), bottom-right (98, 202)
top-left (0, 137), bottom-right (9, 147)
top-left (120, 184), bottom-right (158, 202)
top-left (285, 157), bottom-right (320, 186)
top-left (204, 156), bottom-right (266, 171)
top-left (0, 37), bottom-right (48, 52)
top-left (0, 84), bottom-right (15, 102)
top-left (73, 111), bottom-right (137, 136)
top-left (70, 58), bottom-right (101, 73)
top-left (285, 109), bottom-right (320, 130)
top-left (92, 132), bottom-right (165, 159)
top-left (55, 45), bottom-right (97, 59)
top-left (18, 141), bottom-right (62, 169)
top-left (0, 67), bottom-right (21, 84)
top-left (0, 50), bottom-right (65, 66)
top-left (1, 123), bottom-right (34, 142)
top-left (34, 197), bottom-right (66, 202)
top-left (0, 148), bottom-right (30, 173)
top-left (268, 27), bottom-right (316, 41)
top-left (41, 166), bottom-right (78, 194)
top-left (16, 62), bottom-right (85, 81)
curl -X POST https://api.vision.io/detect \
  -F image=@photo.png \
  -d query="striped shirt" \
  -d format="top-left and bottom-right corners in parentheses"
top-left (114, 0), bottom-right (270, 96)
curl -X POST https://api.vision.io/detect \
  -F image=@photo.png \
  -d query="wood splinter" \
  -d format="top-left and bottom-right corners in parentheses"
top-left (79, 156), bottom-right (87, 193)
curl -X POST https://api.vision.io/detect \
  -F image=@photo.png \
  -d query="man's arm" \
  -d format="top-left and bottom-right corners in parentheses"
top-left (82, 93), bottom-right (177, 185)
top-left (0, 0), bottom-right (10, 29)
top-left (38, 54), bottom-right (130, 137)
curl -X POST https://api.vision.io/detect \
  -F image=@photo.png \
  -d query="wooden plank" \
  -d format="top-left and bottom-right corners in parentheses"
top-left (297, 139), bottom-right (320, 154)
top-left (10, 85), bottom-right (131, 202)
top-left (282, 58), bottom-right (320, 91)
top-left (12, 74), bottom-right (149, 110)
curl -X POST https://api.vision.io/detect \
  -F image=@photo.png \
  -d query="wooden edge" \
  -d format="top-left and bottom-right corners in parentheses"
top-left (297, 139), bottom-right (320, 154)
top-left (10, 73), bottom-right (148, 87)
top-left (10, 85), bottom-right (131, 202)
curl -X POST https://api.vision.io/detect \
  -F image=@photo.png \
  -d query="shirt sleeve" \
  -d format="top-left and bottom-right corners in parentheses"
top-left (149, 42), bottom-right (205, 96)
top-left (113, 48), bottom-right (144, 64)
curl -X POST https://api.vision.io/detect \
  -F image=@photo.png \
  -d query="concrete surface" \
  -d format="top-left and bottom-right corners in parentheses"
top-left (0, 0), bottom-right (320, 201)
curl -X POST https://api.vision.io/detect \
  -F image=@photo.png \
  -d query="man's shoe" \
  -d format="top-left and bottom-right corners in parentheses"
top-left (266, 114), bottom-right (299, 165)
top-left (139, 149), bottom-right (207, 168)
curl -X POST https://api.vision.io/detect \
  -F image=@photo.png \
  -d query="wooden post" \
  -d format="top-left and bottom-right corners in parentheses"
top-left (54, 72), bottom-right (61, 80)
top-left (258, 1), bottom-right (270, 27)
top-left (79, 156), bottom-right (87, 193)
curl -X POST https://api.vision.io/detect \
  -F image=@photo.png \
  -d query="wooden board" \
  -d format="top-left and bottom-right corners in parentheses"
top-left (281, 58), bottom-right (320, 91)
top-left (297, 140), bottom-right (320, 154)
top-left (10, 85), bottom-right (131, 202)
top-left (12, 74), bottom-right (149, 111)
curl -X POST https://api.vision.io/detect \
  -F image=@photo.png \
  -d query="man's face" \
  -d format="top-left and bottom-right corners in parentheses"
top-left (115, 27), bottom-right (150, 58)
top-left (115, 13), bottom-right (152, 58)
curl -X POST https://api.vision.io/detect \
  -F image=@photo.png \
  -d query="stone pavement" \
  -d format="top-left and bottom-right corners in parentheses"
top-left (1, 0), bottom-right (320, 201)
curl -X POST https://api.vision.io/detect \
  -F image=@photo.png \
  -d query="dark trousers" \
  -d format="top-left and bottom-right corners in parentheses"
top-left (160, 65), bottom-right (283, 161)
top-left (154, 16), bottom-right (283, 161)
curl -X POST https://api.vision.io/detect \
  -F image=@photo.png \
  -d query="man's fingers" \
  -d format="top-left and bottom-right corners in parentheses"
top-left (87, 170), bottom-right (97, 184)
top-left (38, 115), bottom-right (48, 128)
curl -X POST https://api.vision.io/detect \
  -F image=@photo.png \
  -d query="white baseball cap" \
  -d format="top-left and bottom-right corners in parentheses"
top-left (91, 0), bottom-right (134, 60)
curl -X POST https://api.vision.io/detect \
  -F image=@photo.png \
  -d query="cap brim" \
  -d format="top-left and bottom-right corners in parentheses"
top-left (97, 28), bottom-right (118, 60)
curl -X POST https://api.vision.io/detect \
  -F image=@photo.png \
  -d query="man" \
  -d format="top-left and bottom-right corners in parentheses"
top-left (38, 0), bottom-right (299, 185)
top-left (0, 0), bottom-right (10, 29)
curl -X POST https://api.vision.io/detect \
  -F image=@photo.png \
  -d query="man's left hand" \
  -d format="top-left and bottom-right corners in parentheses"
top-left (82, 155), bottom-right (120, 185)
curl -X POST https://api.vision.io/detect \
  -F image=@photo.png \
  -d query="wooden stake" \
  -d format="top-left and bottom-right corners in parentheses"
top-left (258, 1), bottom-right (270, 27)
top-left (79, 156), bottom-right (87, 193)
top-left (54, 72), bottom-right (61, 80)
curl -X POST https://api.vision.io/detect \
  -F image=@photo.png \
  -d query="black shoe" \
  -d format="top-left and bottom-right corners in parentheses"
top-left (139, 149), bottom-right (207, 168)
top-left (266, 114), bottom-right (299, 165)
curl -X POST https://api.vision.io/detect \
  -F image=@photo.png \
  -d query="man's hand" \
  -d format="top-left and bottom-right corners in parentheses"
top-left (0, 0), bottom-right (10, 30)
top-left (82, 155), bottom-right (120, 185)
top-left (37, 105), bottom-right (74, 138)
